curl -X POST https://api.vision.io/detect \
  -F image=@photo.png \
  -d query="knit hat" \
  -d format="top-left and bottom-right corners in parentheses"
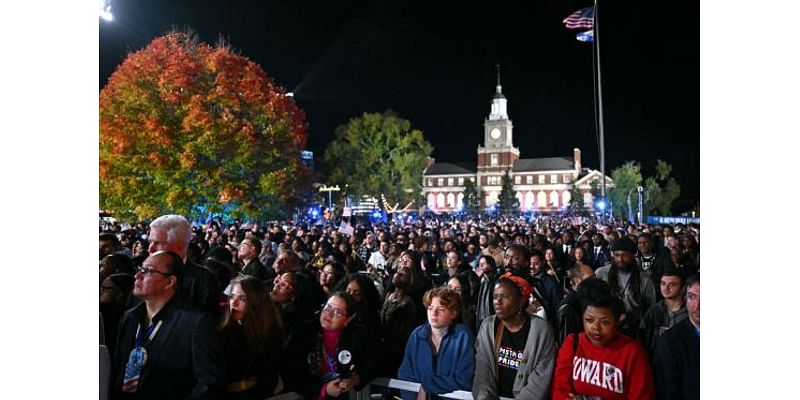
top-left (610, 237), bottom-right (637, 254)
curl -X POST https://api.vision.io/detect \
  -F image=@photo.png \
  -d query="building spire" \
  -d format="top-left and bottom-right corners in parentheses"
top-left (496, 63), bottom-right (502, 94)
top-left (489, 63), bottom-right (507, 120)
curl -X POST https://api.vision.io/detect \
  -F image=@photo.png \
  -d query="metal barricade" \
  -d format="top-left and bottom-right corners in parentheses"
top-left (356, 377), bottom-right (512, 400)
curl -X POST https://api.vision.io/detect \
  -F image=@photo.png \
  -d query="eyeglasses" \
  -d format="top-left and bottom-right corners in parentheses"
top-left (322, 303), bottom-right (347, 318)
top-left (137, 267), bottom-right (173, 277)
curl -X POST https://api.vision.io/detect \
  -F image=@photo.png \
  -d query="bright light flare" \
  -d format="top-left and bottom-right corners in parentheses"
top-left (100, 1), bottom-right (113, 22)
top-left (596, 199), bottom-right (607, 211)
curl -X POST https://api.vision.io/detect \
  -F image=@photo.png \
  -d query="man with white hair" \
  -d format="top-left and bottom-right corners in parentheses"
top-left (149, 214), bottom-right (219, 315)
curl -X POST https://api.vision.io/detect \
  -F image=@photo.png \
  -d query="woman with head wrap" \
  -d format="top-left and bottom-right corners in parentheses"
top-left (472, 274), bottom-right (557, 399)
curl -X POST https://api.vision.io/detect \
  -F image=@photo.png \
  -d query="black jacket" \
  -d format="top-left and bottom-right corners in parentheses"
top-left (652, 318), bottom-right (700, 400)
top-left (282, 321), bottom-right (375, 398)
top-left (241, 258), bottom-right (270, 282)
top-left (110, 296), bottom-right (224, 400)
top-left (181, 260), bottom-right (221, 316)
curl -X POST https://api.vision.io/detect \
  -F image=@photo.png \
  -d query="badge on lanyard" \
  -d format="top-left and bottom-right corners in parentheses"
top-left (122, 321), bottom-right (162, 393)
top-left (320, 348), bottom-right (340, 383)
top-left (122, 347), bottom-right (147, 392)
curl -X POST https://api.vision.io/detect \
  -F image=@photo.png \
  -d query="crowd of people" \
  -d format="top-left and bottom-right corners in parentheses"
top-left (99, 213), bottom-right (700, 399)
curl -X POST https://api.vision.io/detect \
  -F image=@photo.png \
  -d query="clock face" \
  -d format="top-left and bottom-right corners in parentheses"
top-left (490, 128), bottom-right (501, 139)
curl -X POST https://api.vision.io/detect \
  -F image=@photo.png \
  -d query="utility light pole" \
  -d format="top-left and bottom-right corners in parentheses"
top-left (319, 185), bottom-right (341, 209)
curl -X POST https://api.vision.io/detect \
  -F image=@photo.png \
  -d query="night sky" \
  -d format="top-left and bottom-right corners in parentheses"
top-left (99, 0), bottom-right (699, 212)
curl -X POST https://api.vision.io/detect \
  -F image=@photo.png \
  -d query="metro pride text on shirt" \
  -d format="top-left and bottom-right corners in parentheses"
top-left (497, 347), bottom-right (525, 369)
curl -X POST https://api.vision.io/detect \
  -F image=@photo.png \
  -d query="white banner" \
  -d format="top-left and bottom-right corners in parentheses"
top-left (338, 222), bottom-right (354, 236)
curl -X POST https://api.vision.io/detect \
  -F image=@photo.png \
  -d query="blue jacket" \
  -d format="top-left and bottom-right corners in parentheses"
top-left (397, 322), bottom-right (475, 400)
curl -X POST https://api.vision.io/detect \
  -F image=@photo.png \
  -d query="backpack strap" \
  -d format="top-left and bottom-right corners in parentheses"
top-left (494, 320), bottom-right (505, 386)
top-left (569, 332), bottom-right (579, 392)
top-left (572, 332), bottom-right (579, 355)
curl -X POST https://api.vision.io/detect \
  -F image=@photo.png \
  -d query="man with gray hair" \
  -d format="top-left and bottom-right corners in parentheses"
top-left (149, 214), bottom-right (219, 315)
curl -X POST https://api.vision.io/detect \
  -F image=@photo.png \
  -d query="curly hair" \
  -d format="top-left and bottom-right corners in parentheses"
top-left (423, 287), bottom-right (462, 318)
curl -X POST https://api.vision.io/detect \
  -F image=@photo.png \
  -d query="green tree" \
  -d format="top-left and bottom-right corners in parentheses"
top-left (323, 111), bottom-right (433, 207)
top-left (608, 161), bottom-right (643, 222)
top-left (497, 171), bottom-right (520, 217)
top-left (568, 185), bottom-right (585, 214)
top-left (462, 178), bottom-right (480, 216)
top-left (590, 180), bottom-right (602, 198)
top-left (100, 31), bottom-right (309, 221)
top-left (643, 159), bottom-right (681, 216)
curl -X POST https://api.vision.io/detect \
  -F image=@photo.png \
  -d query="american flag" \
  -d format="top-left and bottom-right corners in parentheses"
top-left (563, 7), bottom-right (594, 30)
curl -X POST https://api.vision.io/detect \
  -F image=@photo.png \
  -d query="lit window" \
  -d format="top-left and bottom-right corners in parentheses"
top-left (458, 177), bottom-right (464, 185)
top-left (526, 175), bottom-right (533, 184)
top-left (486, 192), bottom-right (499, 206)
top-left (537, 191), bottom-right (547, 208)
top-left (538, 175), bottom-right (545, 184)
top-left (491, 154), bottom-right (499, 167)
top-left (564, 174), bottom-right (572, 183)
top-left (514, 176), bottom-right (521, 184)
top-left (447, 178), bottom-right (454, 186)
top-left (437, 178), bottom-right (443, 186)
top-left (550, 174), bottom-right (558, 184)
top-left (525, 192), bottom-right (535, 209)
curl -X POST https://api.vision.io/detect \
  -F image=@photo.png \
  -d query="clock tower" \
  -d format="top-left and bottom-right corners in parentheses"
top-left (477, 65), bottom-right (519, 178)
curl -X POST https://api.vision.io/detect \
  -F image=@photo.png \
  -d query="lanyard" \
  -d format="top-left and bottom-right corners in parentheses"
top-left (322, 345), bottom-right (337, 374)
top-left (134, 320), bottom-right (163, 349)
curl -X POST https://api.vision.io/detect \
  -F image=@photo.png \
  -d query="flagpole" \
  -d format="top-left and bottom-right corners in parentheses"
top-left (594, 0), bottom-right (607, 201)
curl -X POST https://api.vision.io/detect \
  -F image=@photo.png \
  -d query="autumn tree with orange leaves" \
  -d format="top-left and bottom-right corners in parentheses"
top-left (100, 31), bottom-right (309, 221)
